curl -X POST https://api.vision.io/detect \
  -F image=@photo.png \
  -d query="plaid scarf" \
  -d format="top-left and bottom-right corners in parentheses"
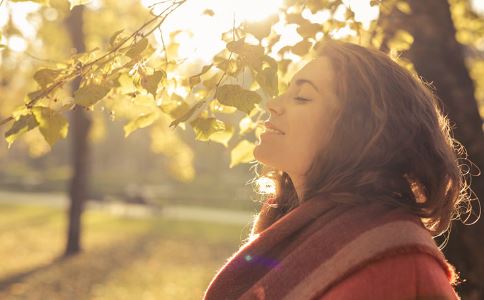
top-left (203, 195), bottom-right (456, 300)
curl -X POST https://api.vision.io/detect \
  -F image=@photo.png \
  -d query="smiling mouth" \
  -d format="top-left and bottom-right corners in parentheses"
top-left (264, 127), bottom-right (285, 135)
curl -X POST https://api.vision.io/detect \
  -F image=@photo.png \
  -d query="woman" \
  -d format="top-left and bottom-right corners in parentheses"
top-left (204, 40), bottom-right (472, 299)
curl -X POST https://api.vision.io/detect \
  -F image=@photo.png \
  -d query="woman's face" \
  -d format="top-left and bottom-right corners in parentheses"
top-left (254, 56), bottom-right (340, 179)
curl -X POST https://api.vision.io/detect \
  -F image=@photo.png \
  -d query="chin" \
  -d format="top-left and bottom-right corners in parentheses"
top-left (253, 142), bottom-right (278, 169)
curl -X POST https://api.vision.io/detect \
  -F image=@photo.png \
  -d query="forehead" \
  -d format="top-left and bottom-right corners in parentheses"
top-left (291, 57), bottom-right (334, 88)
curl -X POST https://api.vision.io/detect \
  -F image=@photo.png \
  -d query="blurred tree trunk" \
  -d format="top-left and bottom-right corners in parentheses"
top-left (379, 0), bottom-right (484, 299)
top-left (64, 5), bottom-right (91, 257)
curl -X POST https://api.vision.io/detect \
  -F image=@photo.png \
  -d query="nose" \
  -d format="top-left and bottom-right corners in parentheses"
top-left (266, 95), bottom-right (284, 116)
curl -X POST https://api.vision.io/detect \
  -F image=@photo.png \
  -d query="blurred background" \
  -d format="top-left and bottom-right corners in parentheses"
top-left (0, 0), bottom-right (483, 299)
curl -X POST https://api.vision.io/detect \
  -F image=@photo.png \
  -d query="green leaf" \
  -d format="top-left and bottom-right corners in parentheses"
top-left (169, 100), bottom-right (206, 129)
top-left (189, 117), bottom-right (225, 141)
top-left (33, 68), bottom-right (62, 88)
top-left (229, 140), bottom-right (255, 168)
top-left (68, 0), bottom-right (91, 9)
top-left (74, 83), bottom-right (111, 107)
top-left (208, 123), bottom-right (234, 147)
top-left (4, 114), bottom-right (39, 148)
top-left (215, 84), bottom-right (262, 115)
top-left (141, 70), bottom-right (165, 99)
top-left (124, 111), bottom-right (159, 137)
top-left (125, 38), bottom-right (148, 59)
top-left (31, 107), bottom-right (69, 147)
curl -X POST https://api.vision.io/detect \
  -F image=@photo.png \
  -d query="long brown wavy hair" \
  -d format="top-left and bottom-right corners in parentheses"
top-left (250, 40), bottom-right (476, 242)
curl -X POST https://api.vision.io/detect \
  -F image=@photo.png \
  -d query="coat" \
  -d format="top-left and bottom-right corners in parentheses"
top-left (203, 194), bottom-right (460, 300)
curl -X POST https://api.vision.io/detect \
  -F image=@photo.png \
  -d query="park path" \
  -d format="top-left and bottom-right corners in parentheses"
top-left (0, 190), bottom-right (254, 225)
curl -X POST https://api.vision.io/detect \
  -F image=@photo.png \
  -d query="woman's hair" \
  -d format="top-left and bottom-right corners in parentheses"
top-left (250, 40), bottom-right (476, 241)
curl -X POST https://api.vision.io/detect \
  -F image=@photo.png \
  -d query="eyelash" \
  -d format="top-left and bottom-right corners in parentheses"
top-left (294, 96), bottom-right (311, 102)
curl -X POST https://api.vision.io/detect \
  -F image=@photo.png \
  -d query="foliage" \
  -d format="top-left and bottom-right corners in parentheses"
top-left (0, 0), bottom-right (482, 168)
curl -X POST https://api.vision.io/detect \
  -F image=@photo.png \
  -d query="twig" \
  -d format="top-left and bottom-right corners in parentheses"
top-left (0, 0), bottom-right (186, 128)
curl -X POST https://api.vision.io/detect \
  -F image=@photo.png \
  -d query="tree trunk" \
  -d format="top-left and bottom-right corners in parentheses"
top-left (379, 1), bottom-right (484, 299)
top-left (64, 5), bottom-right (91, 257)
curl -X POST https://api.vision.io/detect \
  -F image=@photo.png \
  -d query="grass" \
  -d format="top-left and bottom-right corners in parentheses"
top-left (0, 203), bottom-right (251, 300)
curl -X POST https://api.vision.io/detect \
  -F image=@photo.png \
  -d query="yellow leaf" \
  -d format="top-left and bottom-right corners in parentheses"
top-left (68, 0), bottom-right (91, 9)
top-left (208, 123), bottom-right (234, 147)
top-left (168, 100), bottom-right (206, 129)
top-left (230, 140), bottom-right (255, 168)
top-left (291, 39), bottom-right (312, 56)
top-left (189, 117), bottom-right (225, 141)
top-left (215, 84), bottom-right (262, 115)
top-left (33, 68), bottom-right (62, 88)
top-left (125, 38), bottom-right (148, 59)
top-left (256, 67), bottom-right (278, 97)
top-left (396, 1), bottom-right (411, 14)
top-left (74, 83), bottom-right (111, 107)
top-left (124, 111), bottom-right (159, 137)
top-left (4, 114), bottom-right (39, 148)
top-left (141, 70), bottom-right (165, 99)
top-left (31, 107), bottom-right (69, 147)
top-left (388, 30), bottom-right (414, 51)
top-left (11, 0), bottom-right (49, 5)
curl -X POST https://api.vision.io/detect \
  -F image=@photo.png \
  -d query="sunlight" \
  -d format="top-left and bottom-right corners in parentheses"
top-left (255, 176), bottom-right (276, 195)
top-left (142, 0), bottom-right (380, 65)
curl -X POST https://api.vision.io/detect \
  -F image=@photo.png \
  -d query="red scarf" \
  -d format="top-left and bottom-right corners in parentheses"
top-left (203, 195), bottom-right (456, 299)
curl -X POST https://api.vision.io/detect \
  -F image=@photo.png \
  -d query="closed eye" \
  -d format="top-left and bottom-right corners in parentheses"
top-left (294, 96), bottom-right (311, 102)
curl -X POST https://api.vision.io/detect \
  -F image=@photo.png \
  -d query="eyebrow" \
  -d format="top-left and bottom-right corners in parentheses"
top-left (289, 78), bottom-right (320, 93)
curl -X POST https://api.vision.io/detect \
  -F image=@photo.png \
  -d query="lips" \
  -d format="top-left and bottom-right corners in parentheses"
top-left (264, 121), bottom-right (285, 135)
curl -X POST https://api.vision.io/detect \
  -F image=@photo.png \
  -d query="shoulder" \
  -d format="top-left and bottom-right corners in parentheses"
top-left (319, 252), bottom-right (460, 300)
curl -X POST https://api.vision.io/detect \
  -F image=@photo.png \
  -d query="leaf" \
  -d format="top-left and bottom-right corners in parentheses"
top-left (226, 40), bottom-right (265, 70)
top-left (215, 84), bottom-right (262, 115)
top-left (11, 0), bottom-right (49, 5)
top-left (125, 38), bottom-right (148, 59)
top-left (396, 1), bottom-right (411, 14)
top-left (230, 140), bottom-right (255, 168)
top-left (291, 39), bottom-right (312, 56)
top-left (189, 117), bottom-right (225, 141)
top-left (33, 68), bottom-right (62, 88)
top-left (256, 67), bottom-right (278, 97)
top-left (203, 9), bottom-right (215, 16)
top-left (109, 29), bottom-right (125, 47)
top-left (388, 30), bottom-right (414, 51)
top-left (169, 100), bottom-right (206, 129)
top-left (123, 111), bottom-right (159, 137)
top-left (74, 83), bottom-right (111, 107)
top-left (189, 64), bottom-right (212, 88)
top-left (31, 107), bottom-right (69, 147)
top-left (141, 70), bottom-right (165, 99)
top-left (296, 20), bottom-right (321, 38)
top-left (215, 59), bottom-right (238, 75)
top-left (244, 14), bottom-right (279, 40)
top-left (68, 0), bottom-right (92, 9)
top-left (4, 114), bottom-right (39, 148)
top-left (208, 123), bottom-right (234, 147)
